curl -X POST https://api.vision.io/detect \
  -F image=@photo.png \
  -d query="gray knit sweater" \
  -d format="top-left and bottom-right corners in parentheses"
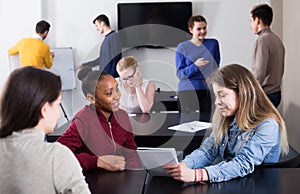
top-left (0, 128), bottom-right (91, 194)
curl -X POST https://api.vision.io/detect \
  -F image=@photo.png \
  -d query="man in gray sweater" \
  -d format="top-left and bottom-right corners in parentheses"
top-left (250, 4), bottom-right (285, 108)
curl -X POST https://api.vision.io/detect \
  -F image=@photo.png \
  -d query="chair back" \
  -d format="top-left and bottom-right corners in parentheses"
top-left (262, 146), bottom-right (300, 168)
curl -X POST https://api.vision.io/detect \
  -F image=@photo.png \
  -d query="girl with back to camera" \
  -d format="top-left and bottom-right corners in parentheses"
top-left (0, 67), bottom-right (90, 193)
top-left (164, 64), bottom-right (289, 183)
top-left (58, 66), bottom-right (140, 171)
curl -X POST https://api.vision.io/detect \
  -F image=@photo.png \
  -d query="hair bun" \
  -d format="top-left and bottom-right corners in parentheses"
top-left (78, 66), bottom-right (92, 81)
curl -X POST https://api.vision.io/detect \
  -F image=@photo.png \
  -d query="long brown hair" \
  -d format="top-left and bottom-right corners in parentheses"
top-left (0, 67), bottom-right (61, 138)
top-left (209, 64), bottom-right (288, 155)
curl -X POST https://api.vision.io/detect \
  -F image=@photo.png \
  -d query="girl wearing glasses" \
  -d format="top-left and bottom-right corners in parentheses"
top-left (116, 56), bottom-right (155, 113)
top-left (57, 66), bottom-right (140, 171)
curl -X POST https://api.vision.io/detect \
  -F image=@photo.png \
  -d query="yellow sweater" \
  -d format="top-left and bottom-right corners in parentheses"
top-left (8, 37), bottom-right (53, 69)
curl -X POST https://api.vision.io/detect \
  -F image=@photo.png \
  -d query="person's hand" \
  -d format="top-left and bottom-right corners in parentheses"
top-left (97, 155), bottom-right (126, 171)
top-left (163, 162), bottom-right (195, 182)
top-left (76, 64), bottom-right (83, 70)
top-left (50, 52), bottom-right (55, 58)
top-left (127, 68), bottom-right (143, 88)
top-left (133, 68), bottom-right (143, 88)
top-left (194, 58), bottom-right (209, 68)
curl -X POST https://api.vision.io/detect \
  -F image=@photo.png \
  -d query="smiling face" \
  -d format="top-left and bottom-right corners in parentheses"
top-left (94, 75), bottom-right (121, 118)
top-left (189, 21), bottom-right (207, 41)
top-left (213, 83), bottom-right (239, 117)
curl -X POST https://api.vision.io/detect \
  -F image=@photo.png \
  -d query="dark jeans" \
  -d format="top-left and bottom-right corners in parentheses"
top-left (178, 90), bottom-right (212, 112)
top-left (267, 91), bottom-right (281, 108)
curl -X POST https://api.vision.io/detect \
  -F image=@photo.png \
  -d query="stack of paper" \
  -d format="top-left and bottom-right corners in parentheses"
top-left (168, 121), bottom-right (212, 133)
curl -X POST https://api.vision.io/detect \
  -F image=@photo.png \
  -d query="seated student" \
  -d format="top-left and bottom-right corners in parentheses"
top-left (0, 67), bottom-right (90, 193)
top-left (164, 64), bottom-right (289, 183)
top-left (57, 66), bottom-right (140, 171)
top-left (116, 56), bottom-right (155, 113)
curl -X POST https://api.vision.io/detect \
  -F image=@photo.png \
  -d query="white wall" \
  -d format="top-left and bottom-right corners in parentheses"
top-left (282, 0), bottom-right (300, 152)
top-left (0, 0), bottom-right (42, 89)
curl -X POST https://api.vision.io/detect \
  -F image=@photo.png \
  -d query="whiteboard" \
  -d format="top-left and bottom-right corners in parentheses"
top-left (8, 47), bottom-right (76, 91)
top-left (8, 54), bottom-right (21, 71)
top-left (50, 47), bottom-right (76, 91)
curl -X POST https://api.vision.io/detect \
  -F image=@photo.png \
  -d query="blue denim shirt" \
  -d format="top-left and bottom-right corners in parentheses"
top-left (182, 118), bottom-right (280, 182)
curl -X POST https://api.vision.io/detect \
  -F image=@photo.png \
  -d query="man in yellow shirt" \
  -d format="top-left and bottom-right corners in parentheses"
top-left (8, 20), bottom-right (54, 69)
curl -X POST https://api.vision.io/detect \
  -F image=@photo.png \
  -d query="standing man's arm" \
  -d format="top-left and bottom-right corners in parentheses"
top-left (81, 56), bottom-right (100, 68)
top-left (252, 42), bottom-right (269, 85)
top-left (44, 46), bottom-right (53, 69)
top-left (8, 41), bottom-right (20, 56)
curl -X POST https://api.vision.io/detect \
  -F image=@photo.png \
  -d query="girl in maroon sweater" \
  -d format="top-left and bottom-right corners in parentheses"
top-left (58, 66), bottom-right (140, 171)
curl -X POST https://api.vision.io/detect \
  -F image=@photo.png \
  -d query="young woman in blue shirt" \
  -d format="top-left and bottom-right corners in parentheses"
top-left (176, 15), bottom-right (220, 112)
top-left (164, 64), bottom-right (289, 183)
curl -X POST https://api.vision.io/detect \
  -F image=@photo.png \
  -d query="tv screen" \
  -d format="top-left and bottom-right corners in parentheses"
top-left (117, 2), bottom-right (192, 48)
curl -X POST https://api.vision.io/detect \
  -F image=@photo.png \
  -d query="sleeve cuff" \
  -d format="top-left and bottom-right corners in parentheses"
top-left (205, 165), bottom-right (223, 182)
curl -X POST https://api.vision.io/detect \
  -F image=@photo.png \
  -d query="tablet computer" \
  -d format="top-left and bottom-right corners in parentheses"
top-left (137, 147), bottom-right (178, 177)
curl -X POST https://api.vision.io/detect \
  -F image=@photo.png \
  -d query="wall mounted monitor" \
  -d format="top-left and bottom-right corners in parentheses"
top-left (117, 2), bottom-right (192, 48)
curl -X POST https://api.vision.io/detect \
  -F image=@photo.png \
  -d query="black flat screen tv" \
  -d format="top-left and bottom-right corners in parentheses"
top-left (117, 2), bottom-right (192, 48)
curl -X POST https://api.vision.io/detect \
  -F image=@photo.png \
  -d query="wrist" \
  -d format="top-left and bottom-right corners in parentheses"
top-left (195, 169), bottom-right (207, 184)
top-left (135, 83), bottom-right (142, 88)
top-left (202, 168), bottom-right (209, 181)
top-left (97, 156), bottom-right (103, 168)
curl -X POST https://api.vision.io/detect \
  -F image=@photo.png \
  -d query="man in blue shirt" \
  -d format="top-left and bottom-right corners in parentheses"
top-left (80, 14), bottom-right (121, 78)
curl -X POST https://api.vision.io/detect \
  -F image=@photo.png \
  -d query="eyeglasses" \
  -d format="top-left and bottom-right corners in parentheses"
top-left (121, 67), bottom-right (136, 81)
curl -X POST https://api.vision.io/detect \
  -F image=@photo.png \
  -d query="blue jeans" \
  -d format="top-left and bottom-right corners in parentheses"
top-left (267, 91), bottom-right (281, 108)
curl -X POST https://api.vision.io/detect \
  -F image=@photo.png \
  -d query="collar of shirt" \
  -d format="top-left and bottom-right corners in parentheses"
top-left (32, 33), bottom-right (43, 40)
top-left (105, 30), bottom-right (114, 37)
top-left (257, 27), bottom-right (271, 36)
top-left (228, 117), bottom-right (237, 128)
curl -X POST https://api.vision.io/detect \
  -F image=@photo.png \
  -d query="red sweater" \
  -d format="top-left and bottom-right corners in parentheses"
top-left (57, 104), bottom-right (140, 170)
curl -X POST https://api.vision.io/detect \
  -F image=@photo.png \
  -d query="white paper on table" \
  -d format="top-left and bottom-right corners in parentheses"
top-left (168, 121), bottom-right (212, 133)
